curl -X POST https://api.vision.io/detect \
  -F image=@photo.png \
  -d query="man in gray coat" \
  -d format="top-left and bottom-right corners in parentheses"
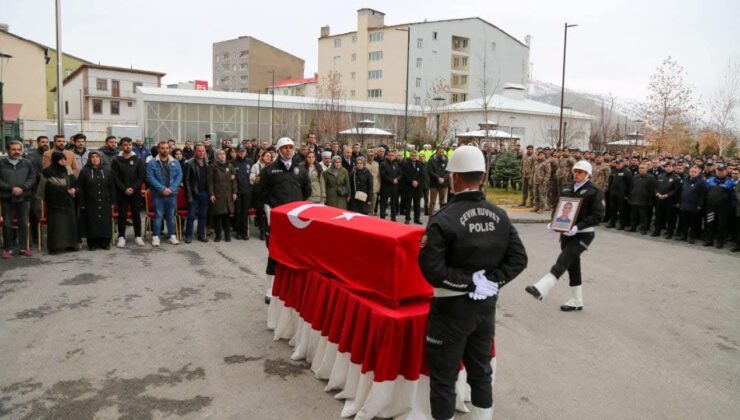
top-left (0, 141), bottom-right (37, 257)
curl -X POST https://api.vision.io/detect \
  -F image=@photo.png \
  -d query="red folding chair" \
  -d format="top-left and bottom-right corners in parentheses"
top-left (175, 188), bottom-right (189, 240)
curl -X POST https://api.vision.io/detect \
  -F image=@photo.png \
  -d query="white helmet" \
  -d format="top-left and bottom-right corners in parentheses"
top-left (446, 145), bottom-right (485, 173)
top-left (275, 137), bottom-right (294, 149)
top-left (572, 160), bottom-right (592, 176)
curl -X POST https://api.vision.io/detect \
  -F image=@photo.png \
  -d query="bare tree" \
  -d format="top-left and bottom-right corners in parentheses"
top-left (475, 36), bottom-right (502, 149)
top-left (708, 56), bottom-right (740, 155)
top-left (643, 56), bottom-right (695, 152)
top-left (416, 78), bottom-right (450, 144)
top-left (313, 70), bottom-right (348, 143)
top-left (590, 94), bottom-right (615, 151)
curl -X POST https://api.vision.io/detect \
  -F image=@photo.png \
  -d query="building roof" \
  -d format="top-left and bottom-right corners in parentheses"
top-left (55, 64), bottom-right (166, 90)
top-left (269, 73), bottom-right (318, 89)
top-left (319, 16), bottom-right (528, 48)
top-left (136, 87), bottom-right (424, 117)
top-left (444, 94), bottom-right (595, 120)
top-left (457, 129), bottom-right (518, 139)
top-left (339, 127), bottom-right (395, 136)
top-left (0, 29), bottom-right (91, 64)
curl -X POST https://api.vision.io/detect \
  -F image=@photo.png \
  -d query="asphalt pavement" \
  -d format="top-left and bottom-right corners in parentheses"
top-left (0, 222), bottom-right (738, 419)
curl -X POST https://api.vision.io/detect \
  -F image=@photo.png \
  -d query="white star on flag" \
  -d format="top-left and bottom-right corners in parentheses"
top-left (332, 212), bottom-right (367, 221)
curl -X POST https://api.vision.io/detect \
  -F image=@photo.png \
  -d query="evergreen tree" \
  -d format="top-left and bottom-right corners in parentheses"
top-left (492, 151), bottom-right (521, 190)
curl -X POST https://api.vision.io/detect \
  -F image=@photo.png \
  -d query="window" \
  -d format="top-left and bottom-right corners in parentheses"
top-left (352, 35), bottom-right (357, 43)
top-left (334, 38), bottom-right (342, 48)
top-left (351, 53), bottom-right (356, 62)
top-left (133, 82), bottom-right (143, 93)
top-left (240, 63), bottom-right (248, 70)
top-left (110, 100), bottom-right (120, 115)
top-left (350, 90), bottom-right (356, 97)
top-left (239, 50), bottom-right (249, 57)
top-left (93, 99), bottom-right (103, 114)
top-left (463, 39), bottom-right (468, 48)
top-left (460, 93), bottom-right (467, 101)
top-left (414, 96), bottom-right (421, 106)
top-left (491, 42), bottom-right (497, 51)
top-left (416, 58), bottom-right (422, 68)
top-left (96, 78), bottom-right (107, 90)
top-left (415, 77), bottom-right (421, 88)
top-left (433, 31), bottom-right (438, 40)
top-left (452, 75), bottom-right (459, 85)
top-left (333, 55), bottom-right (341, 66)
top-left (128, 101), bottom-right (133, 107)
top-left (111, 80), bottom-right (120, 97)
top-left (461, 75), bottom-right (468, 85)
top-left (417, 38), bottom-right (423, 48)
top-left (369, 32), bottom-right (383, 42)
top-left (451, 93), bottom-right (459, 103)
top-left (367, 89), bottom-right (382, 98)
top-left (453, 57), bottom-right (460, 67)
top-left (462, 57), bottom-right (468, 67)
top-left (368, 51), bottom-right (383, 61)
top-left (368, 70), bottom-right (382, 79)
top-left (240, 75), bottom-right (247, 81)
top-left (351, 72), bottom-right (356, 80)
top-left (64, 101), bottom-right (69, 115)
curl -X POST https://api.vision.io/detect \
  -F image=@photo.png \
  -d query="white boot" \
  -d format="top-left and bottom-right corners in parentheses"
top-left (265, 275), bottom-right (274, 304)
top-left (470, 405), bottom-right (494, 420)
top-left (525, 273), bottom-right (557, 300)
top-left (560, 285), bottom-right (583, 311)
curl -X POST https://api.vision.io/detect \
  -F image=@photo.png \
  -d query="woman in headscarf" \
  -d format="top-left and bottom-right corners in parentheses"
top-left (304, 152), bottom-right (325, 204)
top-left (324, 155), bottom-right (350, 209)
top-left (349, 156), bottom-right (373, 214)
top-left (42, 151), bottom-right (79, 254)
top-left (77, 151), bottom-right (116, 251)
top-left (208, 149), bottom-right (237, 242)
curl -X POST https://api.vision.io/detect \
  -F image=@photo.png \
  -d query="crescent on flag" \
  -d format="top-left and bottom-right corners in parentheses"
top-left (286, 203), bottom-right (325, 229)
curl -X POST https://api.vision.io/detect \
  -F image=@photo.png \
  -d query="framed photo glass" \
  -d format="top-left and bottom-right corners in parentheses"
top-left (551, 197), bottom-right (582, 232)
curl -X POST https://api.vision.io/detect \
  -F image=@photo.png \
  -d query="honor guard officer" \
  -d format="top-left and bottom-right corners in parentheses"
top-left (418, 146), bottom-right (528, 420)
top-left (526, 160), bottom-right (605, 311)
top-left (259, 137), bottom-right (311, 303)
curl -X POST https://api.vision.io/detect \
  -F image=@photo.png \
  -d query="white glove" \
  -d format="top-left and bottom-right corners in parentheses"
top-left (563, 225), bottom-right (579, 236)
top-left (546, 223), bottom-right (554, 233)
top-left (470, 270), bottom-right (498, 300)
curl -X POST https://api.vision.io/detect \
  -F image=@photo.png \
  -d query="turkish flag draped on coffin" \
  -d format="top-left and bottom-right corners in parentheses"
top-left (269, 202), bottom-right (433, 307)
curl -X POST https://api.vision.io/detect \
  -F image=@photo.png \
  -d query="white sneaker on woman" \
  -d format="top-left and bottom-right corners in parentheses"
top-left (169, 235), bottom-right (179, 245)
top-left (152, 236), bottom-right (160, 247)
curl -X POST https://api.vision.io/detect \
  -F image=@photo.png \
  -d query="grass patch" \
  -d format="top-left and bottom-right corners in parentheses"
top-left (484, 187), bottom-right (522, 206)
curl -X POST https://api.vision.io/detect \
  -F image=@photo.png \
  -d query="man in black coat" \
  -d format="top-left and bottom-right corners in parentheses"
top-left (379, 149), bottom-right (401, 221)
top-left (232, 146), bottom-right (254, 240)
top-left (628, 163), bottom-right (657, 234)
top-left (427, 146), bottom-right (450, 214)
top-left (652, 162), bottom-right (681, 238)
top-left (606, 159), bottom-right (632, 229)
top-left (400, 150), bottom-right (424, 224)
top-left (0, 141), bottom-right (37, 257)
top-left (111, 137), bottom-right (146, 247)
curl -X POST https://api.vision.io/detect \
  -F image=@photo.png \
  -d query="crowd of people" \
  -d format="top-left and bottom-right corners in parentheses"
top-left (518, 145), bottom-right (740, 251)
top-left (2, 132), bottom-right (739, 257)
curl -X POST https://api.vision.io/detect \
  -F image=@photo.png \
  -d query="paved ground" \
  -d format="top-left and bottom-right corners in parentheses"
top-left (0, 222), bottom-right (738, 419)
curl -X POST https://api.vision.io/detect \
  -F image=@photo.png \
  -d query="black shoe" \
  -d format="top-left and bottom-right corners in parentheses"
top-left (606, 223), bottom-right (615, 229)
top-left (688, 238), bottom-right (695, 244)
top-left (214, 236), bottom-right (222, 243)
top-left (664, 234), bottom-right (673, 240)
top-left (626, 227), bottom-right (636, 232)
top-left (560, 304), bottom-right (583, 312)
top-left (414, 220), bottom-right (423, 225)
top-left (676, 235), bottom-right (687, 241)
top-left (235, 234), bottom-right (243, 240)
top-left (650, 231), bottom-right (660, 237)
top-left (259, 231), bottom-right (266, 241)
top-left (264, 296), bottom-right (271, 305)
top-left (617, 225), bottom-right (625, 231)
top-left (702, 241), bottom-right (713, 247)
top-left (185, 237), bottom-right (192, 244)
top-left (391, 218), bottom-right (397, 222)
top-left (197, 236), bottom-right (208, 243)
top-left (101, 243), bottom-right (110, 250)
top-left (640, 229), bottom-right (647, 235)
top-left (715, 242), bottom-right (724, 249)
top-left (731, 246), bottom-right (740, 252)
top-left (225, 236), bottom-right (231, 242)
top-left (525, 285), bottom-right (542, 300)
top-left (404, 219), bottom-right (410, 225)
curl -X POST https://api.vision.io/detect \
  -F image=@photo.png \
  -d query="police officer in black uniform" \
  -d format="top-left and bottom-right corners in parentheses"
top-left (526, 160), bottom-right (605, 311)
top-left (419, 146), bottom-right (528, 420)
top-left (605, 159), bottom-right (632, 230)
top-left (259, 137), bottom-right (311, 303)
top-left (652, 162), bottom-right (681, 238)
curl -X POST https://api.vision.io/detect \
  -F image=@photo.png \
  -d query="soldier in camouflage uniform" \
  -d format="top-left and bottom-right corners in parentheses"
top-left (532, 151), bottom-right (551, 213)
top-left (556, 151), bottom-right (576, 193)
top-left (520, 145), bottom-right (536, 207)
top-left (591, 155), bottom-right (611, 191)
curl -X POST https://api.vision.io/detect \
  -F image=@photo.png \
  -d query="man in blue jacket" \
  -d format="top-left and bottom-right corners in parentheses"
top-left (146, 141), bottom-right (183, 247)
top-left (704, 164), bottom-right (736, 249)
top-left (677, 166), bottom-right (707, 244)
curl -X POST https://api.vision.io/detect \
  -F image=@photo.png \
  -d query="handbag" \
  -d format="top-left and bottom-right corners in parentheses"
top-left (354, 191), bottom-right (368, 202)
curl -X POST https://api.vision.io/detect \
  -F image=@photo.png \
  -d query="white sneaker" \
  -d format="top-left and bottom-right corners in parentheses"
top-left (134, 237), bottom-right (145, 246)
top-left (116, 237), bottom-right (126, 248)
top-left (169, 235), bottom-right (179, 245)
top-left (152, 236), bottom-right (160, 247)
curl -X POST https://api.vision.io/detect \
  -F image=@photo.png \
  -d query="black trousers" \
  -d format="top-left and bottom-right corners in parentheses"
top-left (379, 186), bottom-right (399, 220)
top-left (403, 190), bottom-right (421, 222)
top-left (653, 199), bottom-right (677, 234)
top-left (234, 193), bottom-right (251, 236)
top-left (116, 193), bottom-right (142, 238)
top-left (213, 214), bottom-right (231, 240)
top-left (426, 296), bottom-right (495, 420)
top-left (550, 232), bottom-right (595, 287)
top-left (678, 210), bottom-right (702, 239)
top-left (630, 205), bottom-right (651, 231)
top-left (704, 203), bottom-right (729, 245)
top-left (608, 194), bottom-right (629, 226)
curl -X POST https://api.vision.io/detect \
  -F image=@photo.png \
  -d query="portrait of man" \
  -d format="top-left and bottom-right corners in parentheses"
top-left (552, 198), bottom-right (581, 231)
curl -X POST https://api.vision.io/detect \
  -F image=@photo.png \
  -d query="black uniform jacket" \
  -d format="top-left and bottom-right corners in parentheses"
top-left (559, 181), bottom-right (605, 231)
top-left (259, 159), bottom-right (311, 208)
top-left (418, 190), bottom-right (528, 293)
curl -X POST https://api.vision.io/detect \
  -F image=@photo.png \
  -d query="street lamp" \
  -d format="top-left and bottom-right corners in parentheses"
top-left (0, 51), bottom-right (12, 147)
top-left (267, 69), bottom-right (275, 142)
top-left (433, 96), bottom-right (445, 143)
top-left (633, 118), bottom-right (643, 149)
top-left (396, 27), bottom-right (411, 142)
top-left (55, 0), bottom-right (65, 135)
top-left (557, 22), bottom-right (578, 150)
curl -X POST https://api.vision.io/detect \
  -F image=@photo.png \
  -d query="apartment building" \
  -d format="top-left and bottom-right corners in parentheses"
top-left (56, 64), bottom-right (164, 123)
top-left (317, 8), bottom-right (530, 105)
top-left (213, 36), bottom-right (305, 93)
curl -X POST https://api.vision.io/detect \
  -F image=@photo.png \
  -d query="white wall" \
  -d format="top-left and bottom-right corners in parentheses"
top-left (408, 19), bottom-right (529, 105)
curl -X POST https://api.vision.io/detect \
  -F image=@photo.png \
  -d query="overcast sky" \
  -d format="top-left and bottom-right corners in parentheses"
top-left (2, 0), bottom-right (739, 104)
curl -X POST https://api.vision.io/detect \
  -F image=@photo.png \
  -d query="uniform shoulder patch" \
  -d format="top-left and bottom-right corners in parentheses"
top-left (420, 234), bottom-right (428, 248)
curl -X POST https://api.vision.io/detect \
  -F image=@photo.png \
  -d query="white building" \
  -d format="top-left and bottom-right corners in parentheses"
top-left (318, 8), bottom-right (530, 105)
top-left (56, 64), bottom-right (165, 125)
top-left (442, 84), bottom-right (595, 150)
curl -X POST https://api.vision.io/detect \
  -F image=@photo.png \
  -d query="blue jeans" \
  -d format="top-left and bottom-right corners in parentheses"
top-left (185, 190), bottom-right (210, 239)
top-left (153, 194), bottom-right (177, 237)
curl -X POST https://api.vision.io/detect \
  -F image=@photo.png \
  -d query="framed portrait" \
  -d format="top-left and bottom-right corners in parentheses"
top-left (551, 197), bottom-right (582, 232)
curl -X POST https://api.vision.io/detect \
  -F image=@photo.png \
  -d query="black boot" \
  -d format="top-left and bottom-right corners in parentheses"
top-left (650, 230), bottom-right (660, 237)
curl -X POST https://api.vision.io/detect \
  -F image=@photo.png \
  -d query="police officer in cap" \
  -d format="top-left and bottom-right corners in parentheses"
top-left (419, 146), bottom-right (528, 420)
top-left (526, 160), bottom-right (605, 311)
top-left (259, 137), bottom-right (311, 303)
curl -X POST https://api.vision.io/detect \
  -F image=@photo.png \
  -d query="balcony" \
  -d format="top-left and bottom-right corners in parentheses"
top-left (451, 36), bottom-right (470, 53)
